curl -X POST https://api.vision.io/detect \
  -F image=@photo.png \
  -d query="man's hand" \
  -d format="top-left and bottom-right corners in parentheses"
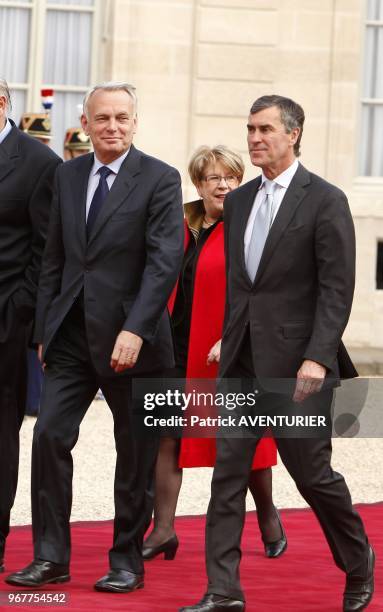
top-left (110, 331), bottom-right (143, 373)
top-left (207, 339), bottom-right (222, 365)
top-left (37, 344), bottom-right (46, 370)
top-left (293, 359), bottom-right (326, 403)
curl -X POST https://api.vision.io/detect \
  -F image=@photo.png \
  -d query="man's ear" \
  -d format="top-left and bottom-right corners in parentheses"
top-left (0, 95), bottom-right (7, 116)
top-left (81, 113), bottom-right (89, 135)
top-left (290, 127), bottom-right (300, 147)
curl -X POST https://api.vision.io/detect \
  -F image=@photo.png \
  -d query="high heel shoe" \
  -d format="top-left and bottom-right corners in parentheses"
top-left (261, 509), bottom-right (287, 558)
top-left (142, 534), bottom-right (179, 561)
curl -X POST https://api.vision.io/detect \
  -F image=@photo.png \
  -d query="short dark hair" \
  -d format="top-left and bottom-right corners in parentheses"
top-left (250, 95), bottom-right (305, 157)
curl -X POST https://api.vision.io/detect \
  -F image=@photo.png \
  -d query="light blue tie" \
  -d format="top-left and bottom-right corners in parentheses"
top-left (246, 179), bottom-right (276, 282)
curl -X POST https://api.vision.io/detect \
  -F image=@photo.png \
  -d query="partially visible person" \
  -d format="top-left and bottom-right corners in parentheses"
top-left (19, 107), bottom-right (54, 417)
top-left (63, 126), bottom-right (92, 160)
top-left (18, 112), bottom-right (52, 146)
top-left (180, 96), bottom-right (374, 612)
top-left (0, 78), bottom-right (61, 571)
top-left (6, 82), bottom-right (184, 594)
top-left (143, 146), bottom-right (286, 563)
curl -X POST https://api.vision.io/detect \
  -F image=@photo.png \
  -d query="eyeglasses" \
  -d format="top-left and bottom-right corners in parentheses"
top-left (203, 175), bottom-right (239, 187)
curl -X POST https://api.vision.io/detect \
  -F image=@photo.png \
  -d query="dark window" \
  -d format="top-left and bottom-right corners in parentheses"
top-left (376, 241), bottom-right (383, 289)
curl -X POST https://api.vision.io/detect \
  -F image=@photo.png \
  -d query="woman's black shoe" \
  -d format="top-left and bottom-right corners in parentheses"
top-left (142, 534), bottom-right (179, 560)
top-left (262, 509), bottom-right (287, 558)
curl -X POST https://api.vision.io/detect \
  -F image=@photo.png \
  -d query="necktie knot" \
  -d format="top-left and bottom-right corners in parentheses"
top-left (264, 179), bottom-right (276, 196)
top-left (98, 166), bottom-right (113, 180)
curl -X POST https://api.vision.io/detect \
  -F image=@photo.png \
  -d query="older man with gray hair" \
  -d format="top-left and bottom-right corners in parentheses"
top-left (0, 79), bottom-right (60, 573)
top-left (7, 82), bottom-right (184, 592)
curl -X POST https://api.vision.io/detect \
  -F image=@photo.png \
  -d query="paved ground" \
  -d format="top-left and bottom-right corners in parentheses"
top-left (11, 399), bottom-right (383, 526)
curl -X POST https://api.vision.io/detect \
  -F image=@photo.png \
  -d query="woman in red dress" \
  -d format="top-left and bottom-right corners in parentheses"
top-left (143, 146), bottom-right (286, 561)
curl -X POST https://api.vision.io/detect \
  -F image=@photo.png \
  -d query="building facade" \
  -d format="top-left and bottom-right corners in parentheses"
top-left (2, 0), bottom-right (382, 370)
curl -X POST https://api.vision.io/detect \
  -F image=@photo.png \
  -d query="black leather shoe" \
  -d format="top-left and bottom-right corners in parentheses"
top-left (142, 534), bottom-right (179, 560)
top-left (179, 593), bottom-right (245, 611)
top-left (343, 546), bottom-right (375, 611)
top-left (0, 559), bottom-right (4, 573)
top-left (262, 509), bottom-right (287, 558)
top-left (94, 569), bottom-right (144, 593)
top-left (5, 560), bottom-right (70, 587)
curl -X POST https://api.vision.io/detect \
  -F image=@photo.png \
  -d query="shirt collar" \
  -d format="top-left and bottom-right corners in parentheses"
top-left (260, 158), bottom-right (299, 190)
top-left (92, 147), bottom-right (130, 177)
top-left (0, 118), bottom-right (12, 145)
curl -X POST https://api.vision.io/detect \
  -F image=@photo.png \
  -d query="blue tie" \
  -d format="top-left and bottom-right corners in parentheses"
top-left (87, 166), bottom-right (113, 239)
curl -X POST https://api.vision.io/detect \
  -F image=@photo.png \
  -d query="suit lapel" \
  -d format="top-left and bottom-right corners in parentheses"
top-left (87, 145), bottom-right (141, 246)
top-left (0, 123), bottom-right (19, 183)
top-left (73, 153), bottom-right (94, 251)
top-left (253, 163), bottom-right (311, 286)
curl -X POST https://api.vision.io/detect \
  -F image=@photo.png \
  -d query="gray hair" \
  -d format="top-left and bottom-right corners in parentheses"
top-left (250, 95), bottom-right (305, 157)
top-left (83, 82), bottom-right (137, 117)
top-left (0, 78), bottom-right (12, 112)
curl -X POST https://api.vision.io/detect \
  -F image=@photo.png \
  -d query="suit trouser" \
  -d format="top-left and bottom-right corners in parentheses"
top-left (205, 335), bottom-right (369, 602)
top-left (0, 326), bottom-right (28, 557)
top-left (31, 304), bottom-right (159, 573)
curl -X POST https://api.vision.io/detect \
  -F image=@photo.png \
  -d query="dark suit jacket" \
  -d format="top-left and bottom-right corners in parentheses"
top-left (219, 162), bottom-right (357, 380)
top-left (34, 144), bottom-right (184, 376)
top-left (0, 121), bottom-right (61, 342)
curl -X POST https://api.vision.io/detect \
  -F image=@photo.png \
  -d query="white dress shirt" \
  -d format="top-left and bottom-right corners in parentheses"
top-left (244, 158), bottom-right (299, 262)
top-left (85, 148), bottom-right (130, 220)
top-left (0, 118), bottom-right (12, 145)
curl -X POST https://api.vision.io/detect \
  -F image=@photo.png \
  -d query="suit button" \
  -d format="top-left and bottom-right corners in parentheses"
top-left (84, 267), bottom-right (90, 273)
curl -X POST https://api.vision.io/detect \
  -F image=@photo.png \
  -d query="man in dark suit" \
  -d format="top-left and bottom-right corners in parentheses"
top-left (6, 82), bottom-right (184, 592)
top-left (0, 79), bottom-right (61, 572)
top-left (180, 96), bottom-right (374, 612)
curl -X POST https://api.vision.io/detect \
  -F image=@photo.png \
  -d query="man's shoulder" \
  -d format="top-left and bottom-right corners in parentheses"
top-left (224, 177), bottom-right (260, 208)
top-left (301, 165), bottom-right (347, 201)
top-left (13, 128), bottom-right (61, 164)
top-left (57, 152), bottom-right (92, 178)
top-left (63, 152), bottom-right (93, 169)
top-left (135, 148), bottom-right (180, 178)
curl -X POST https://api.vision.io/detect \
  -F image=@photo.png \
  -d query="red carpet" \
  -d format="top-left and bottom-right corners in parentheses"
top-left (1, 504), bottom-right (382, 611)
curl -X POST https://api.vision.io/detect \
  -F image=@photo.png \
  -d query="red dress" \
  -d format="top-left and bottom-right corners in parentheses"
top-left (169, 217), bottom-right (277, 469)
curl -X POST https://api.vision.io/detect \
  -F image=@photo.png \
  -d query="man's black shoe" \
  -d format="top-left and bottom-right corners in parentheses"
top-left (94, 569), bottom-right (144, 593)
top-left (5, 560), bottom-right (70, 587)
top-left (0, 559), bottom-right (4, 573)
top-left (179, 593), bottom-right (245, 611)
top-left (343, 546), bottom-right (375, 612)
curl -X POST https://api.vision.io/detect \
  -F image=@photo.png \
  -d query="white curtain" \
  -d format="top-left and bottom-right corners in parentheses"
top-left (360, 105), bottom-right (383, 176)
top-left (43, 9), bottom-right (92, 85)
top-left (0, 5), bottom-right (31, 82)
top-left (360, 1), bottom-right (383, 176)
top-left (8, 90), bottom-right (27, 125)
top-left (43, 5), bottom-right (94, 154)
top-left (367, 0), bottom-right (383, 20)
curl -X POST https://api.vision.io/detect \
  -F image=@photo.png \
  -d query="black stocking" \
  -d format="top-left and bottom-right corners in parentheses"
top-left (248, 467), bottom-right (282, 543)
top-left (143, 437), bottom-right (182, 548)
